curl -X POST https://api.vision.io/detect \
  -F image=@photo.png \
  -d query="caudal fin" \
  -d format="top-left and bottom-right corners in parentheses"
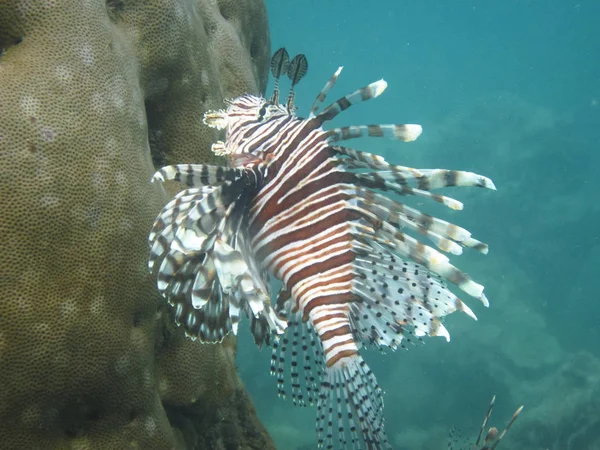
top-left (318, 355), bottom-right (390, 449)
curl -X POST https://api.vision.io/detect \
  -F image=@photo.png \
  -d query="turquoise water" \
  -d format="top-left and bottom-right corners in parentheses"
top-left (237, 1), bottom-right (600, 449)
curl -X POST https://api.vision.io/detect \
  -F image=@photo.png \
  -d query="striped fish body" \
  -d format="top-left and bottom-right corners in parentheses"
top-left (149, 59), bottom-right (495, 449)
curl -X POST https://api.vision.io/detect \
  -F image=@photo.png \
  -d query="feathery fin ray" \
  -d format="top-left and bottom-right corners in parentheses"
top-left (270, 47), bottom-right (289, 105)
top-left (286, 53), bottom-right (308, 112)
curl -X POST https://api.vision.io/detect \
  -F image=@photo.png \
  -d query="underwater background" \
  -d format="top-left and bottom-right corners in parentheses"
top-left (238, 1), bottom-right (600, 449)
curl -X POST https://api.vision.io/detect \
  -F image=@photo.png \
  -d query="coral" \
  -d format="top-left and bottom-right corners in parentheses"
top-left (0, 0), bottom-right (274, 449)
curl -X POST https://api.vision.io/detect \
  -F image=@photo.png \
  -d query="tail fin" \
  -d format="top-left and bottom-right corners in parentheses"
top-left (271, 316), bottom-right (391, 449)
top-left (318, 355), bottom-right (390, 449)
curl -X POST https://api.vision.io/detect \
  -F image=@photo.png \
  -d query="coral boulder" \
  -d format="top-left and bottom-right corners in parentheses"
top-left (0, 0), bottom-right (273, 448)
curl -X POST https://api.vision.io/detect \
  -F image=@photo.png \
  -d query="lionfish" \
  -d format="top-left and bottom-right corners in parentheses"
top-left (448, 396), bottom-right (524, 450)
top-left (148, 48), bottom-right (496, 449)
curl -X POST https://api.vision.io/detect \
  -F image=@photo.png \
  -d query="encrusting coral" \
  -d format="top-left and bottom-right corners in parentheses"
top-left (0, 0), bottom-right (273, 448)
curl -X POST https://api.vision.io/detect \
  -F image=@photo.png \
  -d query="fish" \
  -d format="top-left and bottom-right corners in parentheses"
top-left (448, 395), bottom-right (524, 450)
top-left (148, 47), bottom-right (496, 449)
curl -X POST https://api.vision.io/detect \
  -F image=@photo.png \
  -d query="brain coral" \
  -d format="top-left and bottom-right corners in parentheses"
top-left (0, 0), bottom-right (273, 449)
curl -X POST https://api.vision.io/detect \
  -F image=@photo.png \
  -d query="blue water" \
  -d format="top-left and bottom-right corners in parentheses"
top-left (238, 1), bottom-right (600, 448)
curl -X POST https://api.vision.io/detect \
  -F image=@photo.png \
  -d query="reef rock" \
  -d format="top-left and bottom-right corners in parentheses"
top-left (509, 350), bottom-right (600, 450)
top-left (0, 0), bottom-right (273, 449)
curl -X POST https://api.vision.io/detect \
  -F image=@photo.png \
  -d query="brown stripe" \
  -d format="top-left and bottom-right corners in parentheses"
top-left (290, 252), bottom-right (355, 296)
top-left (360, 86), bottom-right (374, 101)
top-left (273, 233), bottom-right (351, 282)
top-left (419, 214), bottom-right (434, 232)
top-left (326, 349), bottom-right (357, 367)
top-left (262, 187), bottom-right (349, 239)
top-left (312, 311), bottom-right (347, 326)
top-left (448, 269), bottom-right (469, 286)
top-left (261, 117), bottom-right (323, 173)
top-left (258, 198), bottom-right (348, 257)
top-left (290, 266), bottom-right (353, 303)
top-left (200, 164), bottom-right (210, 185)
top-left (250, 145), bottom-right (331, 227)
top-left (274, 170), bottom-right (355, 216)
top-left (303, 291), bottom-right (359, 318)
top-left (337, 96), bottom-right (351, 111)
top-left (473, 242), bottom-right (488, 252)
top-left (251, 151), bottom-right (349, 231)
top-left (293, 270), bottom-right (353, 314)
top-left (367, 125), bottom-right (384, 137)
top-left (446, 224), bottom-right (460, 239)
top-left (321, 324), bottom-right (352, 344)
top-left (340, 127), bottom-right (356, 140)
top-left (445, 169), bottom-right (458, 187)
top-left (242, 115), bottom-right (294, 148)
top-left (255, 203), bottom-right (359, 264)
top-left (417, 172), bottom-right (430, 190)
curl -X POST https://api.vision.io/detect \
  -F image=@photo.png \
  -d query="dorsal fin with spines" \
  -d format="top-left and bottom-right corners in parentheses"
top-left (315, 79), bottom-right (388, 124)
top-left (285, 53), bottom-right (308, 111)
top-left (309, 66), bottom-right (343, 118)
top-left (269, 47), bottom-right (289, 105)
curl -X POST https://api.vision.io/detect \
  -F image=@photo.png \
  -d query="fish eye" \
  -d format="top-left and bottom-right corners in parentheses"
top-left (257, 104), bottom-right (267, 121)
